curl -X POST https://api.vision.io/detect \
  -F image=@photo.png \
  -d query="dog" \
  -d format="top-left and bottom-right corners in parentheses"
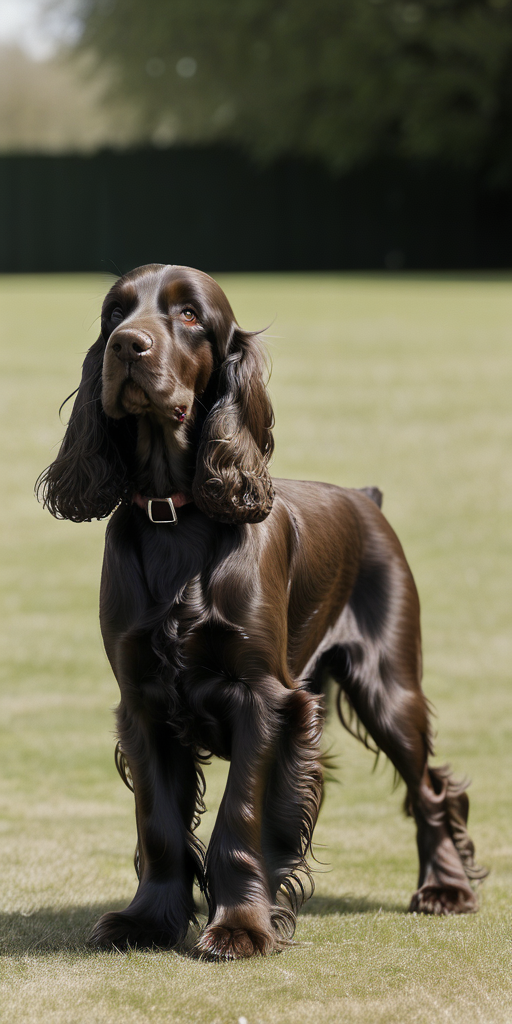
top-left (37, 264), bottom-right (486, 960)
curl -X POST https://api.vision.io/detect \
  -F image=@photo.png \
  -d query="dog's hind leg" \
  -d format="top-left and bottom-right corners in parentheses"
top-left (320, 599), bottom-right (486, 913)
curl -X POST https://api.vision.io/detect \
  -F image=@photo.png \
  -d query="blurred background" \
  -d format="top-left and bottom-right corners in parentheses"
top-left (2, 0), bottom-right (512, 272)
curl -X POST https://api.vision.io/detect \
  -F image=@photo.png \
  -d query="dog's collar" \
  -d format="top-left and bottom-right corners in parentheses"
top-left (132, 491), bottom-right (191, 524)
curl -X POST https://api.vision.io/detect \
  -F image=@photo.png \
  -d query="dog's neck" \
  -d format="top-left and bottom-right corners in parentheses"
top-left (133, 415), bottom-right (193, 498)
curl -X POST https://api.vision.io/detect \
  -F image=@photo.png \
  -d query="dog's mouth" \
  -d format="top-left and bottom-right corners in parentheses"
top-left (118, 382), bottom-right (190, 425)
top-left (120, 380), bottom-right (151, 415)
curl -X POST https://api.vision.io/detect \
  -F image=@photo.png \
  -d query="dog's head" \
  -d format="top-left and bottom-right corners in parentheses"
top-left (37, 264), bottom-right (274, 525)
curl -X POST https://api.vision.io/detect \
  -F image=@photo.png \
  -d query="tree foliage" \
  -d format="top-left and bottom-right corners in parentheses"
top-left (69, 0), bottom-right (512, 179)
top-left (0, 45), bottom-right (137, 153)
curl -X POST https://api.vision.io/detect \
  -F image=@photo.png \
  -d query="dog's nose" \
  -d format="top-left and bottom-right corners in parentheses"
top-left (110, 329), bottom-right (153, 362)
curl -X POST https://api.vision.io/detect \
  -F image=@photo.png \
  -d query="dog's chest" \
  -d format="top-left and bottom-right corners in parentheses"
top-left (174, 575), bottom-right (263, 758)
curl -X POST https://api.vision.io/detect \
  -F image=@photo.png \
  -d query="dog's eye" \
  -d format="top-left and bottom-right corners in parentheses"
top-left (110, 307), bottom-right (124, 324)
top-left (180, 308), bottom-right (198, 325)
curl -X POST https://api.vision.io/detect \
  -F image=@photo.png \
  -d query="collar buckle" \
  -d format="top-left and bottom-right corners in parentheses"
top-left (147, 497), bottom-right (178, 524)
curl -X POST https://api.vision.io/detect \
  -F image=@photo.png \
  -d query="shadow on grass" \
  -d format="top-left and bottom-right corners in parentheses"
top-left (300, 894), bottom-right (406, 916)
top-left (0, 893), bottom-right (406, 956)
top-left (0, 902), bottom-right (128, 956)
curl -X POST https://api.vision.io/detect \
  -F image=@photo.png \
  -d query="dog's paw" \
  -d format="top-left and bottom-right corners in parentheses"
top-left (88, 910), bottom-right (178, 950)
top-left (190, 925), bottom-right (277, 961)
top-left (409, 883), bottom-right (478, 916)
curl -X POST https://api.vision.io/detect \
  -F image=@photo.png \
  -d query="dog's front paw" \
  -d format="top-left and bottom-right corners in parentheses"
top-left (89, 910), bottom-right (179, 950)
top-left (409, 883), bottom-right (478, 916)
top-left (191, 924), bottom-right (278, 961)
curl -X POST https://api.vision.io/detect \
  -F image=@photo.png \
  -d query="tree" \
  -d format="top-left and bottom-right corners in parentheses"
top-left (67, 0), bottom-right (512, 180)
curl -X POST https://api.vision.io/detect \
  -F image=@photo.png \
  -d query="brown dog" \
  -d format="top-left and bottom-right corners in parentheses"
top-left (37, 264), bottom-right (486, 960)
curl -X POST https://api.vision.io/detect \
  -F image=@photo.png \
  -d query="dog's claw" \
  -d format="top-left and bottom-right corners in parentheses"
top-left (191, 925), bottom-right (278, 961)
top-left (409, 883), bottom-right (478, 916)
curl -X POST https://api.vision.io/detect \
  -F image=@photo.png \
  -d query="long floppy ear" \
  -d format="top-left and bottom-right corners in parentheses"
top-left (36, 337), bottom-right (132, 522)
top-left (192, 329), bottom-right (274, 524)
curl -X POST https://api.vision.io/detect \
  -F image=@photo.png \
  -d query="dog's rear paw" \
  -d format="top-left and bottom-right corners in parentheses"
top-left (191, 925), bottom-right (277, 961)
top-left (88, 910), bottom-right (179, 950)
top-left (409, 883), bottom-right (478, 916)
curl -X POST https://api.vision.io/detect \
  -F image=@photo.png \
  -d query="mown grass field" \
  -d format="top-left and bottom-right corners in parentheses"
top-left (1, 272), bottom-right (512, 1024)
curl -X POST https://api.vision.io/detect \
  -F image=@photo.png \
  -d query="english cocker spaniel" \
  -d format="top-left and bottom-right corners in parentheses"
top-left (37, 264), bottom-right (486, 960)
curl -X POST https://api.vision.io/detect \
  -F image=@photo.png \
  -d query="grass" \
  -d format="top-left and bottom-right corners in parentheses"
top-left (1, 271), bottom-right (512, 1023)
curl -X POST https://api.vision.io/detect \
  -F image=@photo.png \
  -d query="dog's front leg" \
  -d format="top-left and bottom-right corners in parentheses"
top-left (192, 677), bottom-right (286, 961)
top-left (90, 699), bottom-right (203, 950)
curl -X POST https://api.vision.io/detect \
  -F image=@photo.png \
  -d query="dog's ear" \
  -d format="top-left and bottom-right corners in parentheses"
top-left (36, 337), bottom-right (132, 522)
top-left (192, 329), bottom-right (274, 524)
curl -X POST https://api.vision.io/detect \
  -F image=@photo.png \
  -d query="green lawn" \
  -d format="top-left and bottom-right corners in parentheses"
top-left (1, 272), bottom-right (512, 1023)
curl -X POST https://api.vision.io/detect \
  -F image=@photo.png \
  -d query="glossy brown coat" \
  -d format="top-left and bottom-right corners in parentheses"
top-left (37, 265), bottom-right (486, 960)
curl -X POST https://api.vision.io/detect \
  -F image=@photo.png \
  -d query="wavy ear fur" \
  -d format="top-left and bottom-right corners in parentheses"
top-left (36, 337), bottom-right (132, 522)
top-left (192, 329), bottom-right (274, 524)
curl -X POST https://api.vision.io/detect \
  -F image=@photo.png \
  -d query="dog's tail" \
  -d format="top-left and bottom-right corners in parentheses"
top-left (357, 485), bottom-right (383, 509)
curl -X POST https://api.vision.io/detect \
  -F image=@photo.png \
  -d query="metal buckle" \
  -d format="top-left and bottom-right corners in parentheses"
top-left (147, 497), bottom-right (178, 524)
